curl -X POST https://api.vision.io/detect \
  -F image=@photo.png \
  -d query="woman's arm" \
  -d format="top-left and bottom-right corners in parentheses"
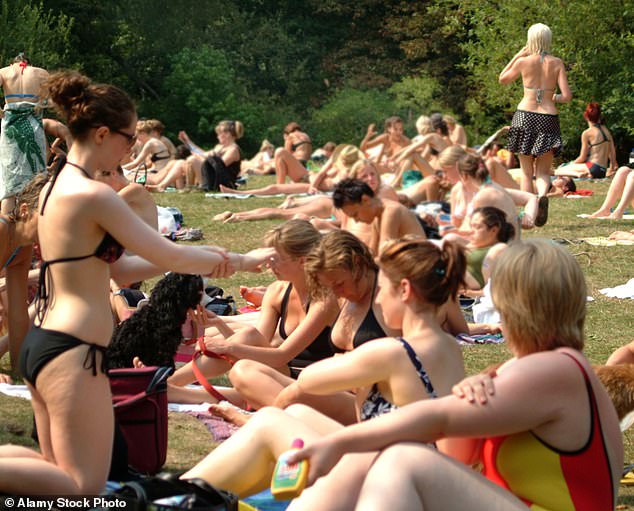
top-left (499, 46), bottom-right (528, 84)
top-left (178, 131), bottom-right (207, 157)
top-left (6, 247), bottom-right (34, 370)
top-left (608, 133), bottom-right (618, 173)
top-left (210, 296), bottom-right (338, 367)
top-left (122, 140), bottom-right (157, 170)
top-left (360, 125), bottom-right (387, 152)
top-left (220, 144), bottom-right (240, 167)
top-left (553, 60), bottom-right (572, 104)
top-left (290, 351), bottom-right (580, 484)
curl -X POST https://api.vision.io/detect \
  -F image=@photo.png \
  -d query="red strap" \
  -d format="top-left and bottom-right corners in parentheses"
top-left (19, 61), bottom-right (27, 74)
top-left (191, 337), bottom-right (230, 402)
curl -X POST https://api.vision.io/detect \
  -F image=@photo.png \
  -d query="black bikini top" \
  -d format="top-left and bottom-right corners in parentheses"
top-left (330, 272), bottom-right (386, 353)
top-left (278, 283), bottom-right (332, 352)
top-left (150, 150), bottom-right (170, 163)
top-left (291, 140), bottom-right (310, 152)
top-left (589, 124), bottom-right (609, 148)
top-left (35, 158), bottom-right (125, 321)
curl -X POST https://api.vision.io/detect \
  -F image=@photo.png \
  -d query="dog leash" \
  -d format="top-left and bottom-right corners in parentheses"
top-left (191, 337), bottom-right (231, 402)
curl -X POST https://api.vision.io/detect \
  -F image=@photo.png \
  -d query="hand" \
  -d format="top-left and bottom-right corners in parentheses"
top-left (205, 257), bottom-right (235, 279)
top-left (452, 370), bottom-right (497, 404)
top-left (0, 372), bottom-right (13, 384)
top-left (189, 305), bottom-right (222, 329)
top-left (286, 437), bottom-right (346, 487)
top-left (515, 46), bottom-right (529, 58)
top-left (366, 123), bottom-right (377, 138)
top-left (307, 184), bottom-right (319, 195)
top-left (273, 383), bottom-right (303, 409)
top-left (240, 247), bottom-right (278, 272)
top-left (484, 323), bottom-right (502, 335)
top-left (200, 337), bottom-right (234, 359)
top-left (178, 131), bottom-right (190, 143)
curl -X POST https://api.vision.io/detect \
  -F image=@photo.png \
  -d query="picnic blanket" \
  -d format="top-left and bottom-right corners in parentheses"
top-left (600, 278), bottom-right (634, 299)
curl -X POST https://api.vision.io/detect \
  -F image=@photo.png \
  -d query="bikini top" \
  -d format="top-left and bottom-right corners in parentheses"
top-left (150, 150), bottom-right (170, 163)
top-left (589, 124), bottom-right (609, 147)
top-left (330, 273), bottom-right (386, 354)
top-left (360, 337), bottom-right (437, 421)
top-left (4, 93), bottom-right (38, 100)
top-left (279, 283), bottom-right (332, 352)
top-left (291, 140), bottom-right (310, 152)
top-left (35, 159), bottom-right (125, 321)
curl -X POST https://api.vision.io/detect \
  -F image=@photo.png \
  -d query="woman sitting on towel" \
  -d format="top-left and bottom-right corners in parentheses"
top-left (168, 219), bottom-right (340, 405)
top-left (181, 237), bottom-right (469, 506)
top-left (289, 239), bottom-right (622, 511)
top-left (0, 71), bottom-right (272, 496)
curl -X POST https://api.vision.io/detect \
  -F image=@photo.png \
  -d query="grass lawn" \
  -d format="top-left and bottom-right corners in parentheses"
top-left (1, 174), bottom-right (633, 503)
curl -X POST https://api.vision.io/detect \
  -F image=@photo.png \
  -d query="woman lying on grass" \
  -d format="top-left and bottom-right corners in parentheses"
top-left (290, 239), bottom-right (622, 511)
top-left (181, 237), bottom-right (469, 507)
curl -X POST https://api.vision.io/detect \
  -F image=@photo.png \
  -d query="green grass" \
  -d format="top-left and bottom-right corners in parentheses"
top-left (2, 175), bottom-right (634, 503)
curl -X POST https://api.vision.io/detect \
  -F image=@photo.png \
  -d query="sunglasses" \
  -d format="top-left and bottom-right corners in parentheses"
top-left (111, 128), bottom-right (137, 145)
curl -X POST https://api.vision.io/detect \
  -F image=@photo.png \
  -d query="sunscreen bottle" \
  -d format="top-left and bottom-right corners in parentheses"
top-left (270, 438), bottom-right (309, 500)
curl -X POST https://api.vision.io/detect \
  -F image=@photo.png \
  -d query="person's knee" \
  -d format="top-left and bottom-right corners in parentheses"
top-left (284, 403), bottom-right (316, 419)
top-left (229, 359), bottom-right (260, 391)
top-left (275, 148), bottom-right (289, 158)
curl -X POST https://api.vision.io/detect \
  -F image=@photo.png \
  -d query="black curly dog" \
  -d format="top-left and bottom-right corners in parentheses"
top-left (107, 273), bottom-right (203, 369)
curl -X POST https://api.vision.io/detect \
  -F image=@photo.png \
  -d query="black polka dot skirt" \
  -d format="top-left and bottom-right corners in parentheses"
top-left (507, 110), bottom-right (562, 157)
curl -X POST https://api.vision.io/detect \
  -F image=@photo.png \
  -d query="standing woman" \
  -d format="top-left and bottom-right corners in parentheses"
top-left (0, 174), bottom-right (48, 371)
top-left (0, 71), bottom-right (270, 495)
top-left (0, 53), bottom-right (49, 214)
top-left (500, 23), bottom-right (571, 198)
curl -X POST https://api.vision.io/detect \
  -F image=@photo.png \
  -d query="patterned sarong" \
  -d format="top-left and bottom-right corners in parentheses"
top-left (0, 102), bottom-right (46, 199)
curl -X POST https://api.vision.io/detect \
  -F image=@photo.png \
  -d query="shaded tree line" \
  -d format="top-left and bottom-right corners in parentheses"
top-left (5, 0), bottom-right (633, 160)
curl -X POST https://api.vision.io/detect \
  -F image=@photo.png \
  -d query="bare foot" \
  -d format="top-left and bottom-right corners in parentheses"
top-left (219, 185), bottom-right (239, 194)
top-left (223, 214), bottom-right (242, 223)
top-left (608, 211), bottom-right (624, 220)
top-left (239, 286), bottom-right (266, 307)
top-left (145, 184), bottom-right (165, 193)
top-left (0, 373), bottom-right (13, 384)
top-left (280, 196), bottom-right (296, 210)
top-left (208, 402), bottom-right (251, 426)
top-left (213, 211), bottom-right (233, 222)
top-left (590, 209), bottom-right (611, 218)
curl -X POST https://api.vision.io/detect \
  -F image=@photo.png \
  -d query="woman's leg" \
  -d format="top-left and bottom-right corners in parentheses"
top-left (533, 151), bottom-right (553, 197)
top-left (145, 160), bottom-right (177, 185)
top-left (181, 406), bottom-right (340, 497)
top-left (229, 361), bottom-right (357, 424)
top-left (355, 444), bottom-right (527, 511)
top-left (517, 154), bottom-right (536, 193)
top-left (275, 148), bottom-right (309, 184)
top-left (554, 163), bottom-right (590, 178)
top-left (610, 170), bottom-right (634, 219)
top-left (219, 182), bottom-right (310, 195)
top-left (147, 161), bottom-right (186, 191)
top-left (591, 166), bottom-right (631, 217)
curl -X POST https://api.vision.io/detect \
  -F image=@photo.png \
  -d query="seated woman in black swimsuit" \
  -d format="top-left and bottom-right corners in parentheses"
top-left (0, 71), bottom-right (275, 495)
top-left (180, 237), bottom-right (467, 505)
top-left (168, 219), bottom-right (340, 408)
top-left (220, 229), bottom-right (397, 426)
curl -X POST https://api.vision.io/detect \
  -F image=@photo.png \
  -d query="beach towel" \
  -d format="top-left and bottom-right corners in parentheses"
top-left (205, 193), bottom-right (314, 199)
top-left (0, 102), bottom-right (46, 200)
top-left (565, 189), bottom-right (593, 198)
top-left (582, 237), bottom-right (634, 247)
top-left (600, 278), bottom-right (634, 299)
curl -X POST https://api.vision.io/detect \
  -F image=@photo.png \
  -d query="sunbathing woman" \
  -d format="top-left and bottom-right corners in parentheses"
top-left (149, 121), bottom-right (243, 192)
top-left (121, 120), bottom-right (171, 176)
top-left (292, 239), bottom-right (622, 511)
top-left (181, 238), bottom-right (468, 505)
top-left (217, 143), bottom-right (363, 197)
top-left (590, 165), bottom-right (634, 219)
top-left (360, 116), bottom-right (410, 173)
top-left (556, 102), bottom-right (618, 179)
top-left (240, 139), bottom-right (275, 175)
top-left (444, 114), bottom-right (467, 147)
top-left (273, 122), bottom-right (312, 184)
top-left (0, 174), bottom-right (48, 371)
top-left (500, 23), bottom-right (571, 197)
top-left (451, 154), bottom-right (544, 237)
top-left (0, 71), bottom-right (273, 495)
top-left (168, 220), bottom-right (339, 405)
top-left (222, 230), bottom-right (398, 425)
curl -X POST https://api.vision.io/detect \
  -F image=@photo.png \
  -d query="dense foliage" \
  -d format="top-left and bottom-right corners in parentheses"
top-left (7, 0), bottom-right (633, 158)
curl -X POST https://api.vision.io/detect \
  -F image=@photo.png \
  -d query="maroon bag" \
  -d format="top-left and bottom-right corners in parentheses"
top-left (108, 366), bottom-right (172, 475)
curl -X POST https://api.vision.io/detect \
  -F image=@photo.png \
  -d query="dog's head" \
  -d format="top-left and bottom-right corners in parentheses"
top-left (107, 273), bottom-right (204, 369)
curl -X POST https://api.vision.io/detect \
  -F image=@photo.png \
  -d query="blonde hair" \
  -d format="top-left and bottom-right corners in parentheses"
top-left (305, 230), bottom-right (377, 301)
top-left (349, 159), bottom-right (379, 180)
top-left (379, 237), bottom-right (466, 307)
top-left (263, 219), bottom-right (321, 259)
top-left (438, 145), bottom-right (467, 167)
top-left (415, 115), bottom-right (433, 135)
top-left (216, 120), bottom-right (244, 140)
top-left (491, 239), bottom-right (585, 354)
top-left (136, 120), bottom-right (152, 134)
top-left (259, 139), bottom-right (274, 153)
top-left (527, 23), bottom-right (552, 55)
top-left (443, 114), bottom-right (457, 127)
top-left (146, 119), bottom-right (165, 135)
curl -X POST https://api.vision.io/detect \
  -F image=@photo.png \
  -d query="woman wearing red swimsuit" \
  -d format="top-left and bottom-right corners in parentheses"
top-left (291, 239), bottom-right (622, 511)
